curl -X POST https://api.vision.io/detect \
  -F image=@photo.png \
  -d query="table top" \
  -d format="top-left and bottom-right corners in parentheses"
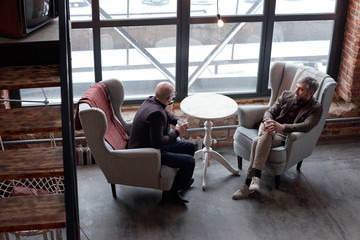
top-left (180, 93), bottom-right (238, 120)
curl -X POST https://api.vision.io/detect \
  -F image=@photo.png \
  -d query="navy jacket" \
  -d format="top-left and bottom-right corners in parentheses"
top-left (128, 96), bottom-right (179, 150)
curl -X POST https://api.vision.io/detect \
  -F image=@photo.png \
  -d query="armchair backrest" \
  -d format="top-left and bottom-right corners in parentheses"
top-left (268, 62), bottom-right (335, 107)
top-left (78, 79), bottom-right (131, 153)
top-left (100, 78), bottom-right (132, 135)
top-left (78, 79), bottom-right (131, 152)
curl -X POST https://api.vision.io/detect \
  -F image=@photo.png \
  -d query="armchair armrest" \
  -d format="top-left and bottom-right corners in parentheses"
top-left (284, 130), bottom-right (318, 169)
top-left (106, 147), bottom-right (161, 172)
top-left (100, 148), bottom-right (163, 186)
top-left (284, 132), bottom-right (304, 148)
top-left (110, 148), bottom-right (161, 168)
top-left (238, 105), bottom-right (269, 129)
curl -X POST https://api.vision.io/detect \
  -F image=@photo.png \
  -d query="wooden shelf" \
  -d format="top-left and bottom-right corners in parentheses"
top-left (0, 147), bottom-right (63, 181)
top-left (0, 194), bottom-right (65, 232)
top-left (0, 64), bottom-right (60, 89)
top-left (0, 105), bottom-right (62, 136)
top-left (0, 18), bottom-right (59, 44)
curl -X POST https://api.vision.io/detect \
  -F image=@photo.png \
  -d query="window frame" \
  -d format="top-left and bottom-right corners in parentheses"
top-left (68, 0), bottom-right (348, 106)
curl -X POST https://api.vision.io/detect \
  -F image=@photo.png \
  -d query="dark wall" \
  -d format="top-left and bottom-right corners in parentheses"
top-left (0, 41), bottom-right (59, 67)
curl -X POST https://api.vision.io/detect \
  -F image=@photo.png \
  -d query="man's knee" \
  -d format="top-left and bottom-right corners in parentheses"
top-left (182, 141), bottom-right (196, 156)
top-left (186, 155), bottom-right (195, 169)
top-left (179, 154), bottom-right (195, 171)
top-left (188, 142), bottom-right (196, 156)
top-left (271, 133), bottom-right (286, 147)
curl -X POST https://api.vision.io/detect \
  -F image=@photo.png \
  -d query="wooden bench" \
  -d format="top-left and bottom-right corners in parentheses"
top-left (0, 147), bottom-right (63, 181)
top-left (0, 194), bottom-right (66, 232)
top-left (0, 105), bottom-right (62, 136)
top-left (0, 65), bottom-right (60, 89)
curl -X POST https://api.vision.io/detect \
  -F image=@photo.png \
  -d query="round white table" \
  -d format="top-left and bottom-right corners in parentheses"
top-left (180, 93), bottom-right (239, 190)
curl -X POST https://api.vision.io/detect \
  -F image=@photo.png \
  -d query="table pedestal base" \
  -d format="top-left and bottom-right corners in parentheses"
top-left (194, 120), bottom-right (239, 190)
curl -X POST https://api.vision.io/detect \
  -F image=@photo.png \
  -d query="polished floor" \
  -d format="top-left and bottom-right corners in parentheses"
top-left (77, 138), bottom-right (360, 240)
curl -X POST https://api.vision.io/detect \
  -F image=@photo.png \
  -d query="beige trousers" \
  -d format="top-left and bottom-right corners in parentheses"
top-left (246, 129), bottom-right (287, 178)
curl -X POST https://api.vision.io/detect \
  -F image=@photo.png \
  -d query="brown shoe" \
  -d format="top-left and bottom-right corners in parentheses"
top-left (232, 184), bottom-right (254, 200)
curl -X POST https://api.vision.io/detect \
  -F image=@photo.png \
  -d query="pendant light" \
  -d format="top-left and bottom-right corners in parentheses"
top-left (217, 0), bottom-right (224, 27)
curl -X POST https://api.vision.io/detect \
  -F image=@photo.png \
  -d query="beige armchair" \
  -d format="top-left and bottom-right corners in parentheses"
top-left (78, 79), bottom-right (177, 201)
top-left (233, 62), bottom-right (336, 188)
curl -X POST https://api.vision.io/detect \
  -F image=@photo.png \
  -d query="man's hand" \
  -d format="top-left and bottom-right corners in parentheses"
top-left (262, 119), bottom-right (285, 133)
top-left (175, 122), bottom-right (188, 135)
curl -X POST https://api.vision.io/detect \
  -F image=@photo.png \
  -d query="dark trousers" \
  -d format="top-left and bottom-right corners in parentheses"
top-left (161, 139), bottom-right (196, 191)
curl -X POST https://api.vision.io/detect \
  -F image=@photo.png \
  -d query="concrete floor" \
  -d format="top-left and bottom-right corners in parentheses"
top-left (77, 138), bottom-right (360, 240)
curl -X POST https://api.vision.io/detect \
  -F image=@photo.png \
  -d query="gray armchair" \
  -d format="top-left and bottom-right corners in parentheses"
top-left (78, 79), bottom-right (177, 201)
top-left (233, 62), bottom-right (336, 188)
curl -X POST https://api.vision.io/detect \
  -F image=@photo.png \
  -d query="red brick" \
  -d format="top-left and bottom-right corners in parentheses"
top-left (339, 83), bottom-right (350, 93)
top-left (341, 127), bottom-right (360, 134)
top-left (343, 60), bottom-right (355, 71)
top-left (330, 129), bottom-right (341, 134)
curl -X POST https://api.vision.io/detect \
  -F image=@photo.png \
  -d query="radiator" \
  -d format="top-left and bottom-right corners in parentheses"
top-left (76, 145), bottom-right (93, 166)
top-left (182, 136), bottom-right (203, 151)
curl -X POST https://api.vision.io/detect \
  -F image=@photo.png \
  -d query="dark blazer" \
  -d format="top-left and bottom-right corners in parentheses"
top-left (263, 90), bottom-right (322, 133)
top-left (128, 96), bottom-right (179, 150)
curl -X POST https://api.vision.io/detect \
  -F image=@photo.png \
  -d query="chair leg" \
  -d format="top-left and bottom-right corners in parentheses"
top-left (296, 160), bottom-right (303, 171)
top-left (111, 184), bottom-right (116, 198)
top-left (237, 156), bottom-right (242, 170)
top-left (275, 175), bottom-right (280, 189)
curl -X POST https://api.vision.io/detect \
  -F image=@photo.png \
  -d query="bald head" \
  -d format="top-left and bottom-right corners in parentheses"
top-left (155, 82), bottom-right (175, 101)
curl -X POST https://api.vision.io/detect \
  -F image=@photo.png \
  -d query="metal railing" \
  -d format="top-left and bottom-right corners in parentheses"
top-left (2, 117), bottom-right (359, 146)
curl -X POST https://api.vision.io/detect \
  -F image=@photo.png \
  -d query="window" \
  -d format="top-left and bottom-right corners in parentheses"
top-left (100, 25), bottom-right (177, 100)
top-left (71, 28), bottom-right (95, 101)
top-left (18, 0), bottom-right (346, 106)
top-left (98, 0), bottom-right (177, 19)
top-left (188, 22), bottom-right (262, 94)
top-left (270, 20), bottom-right (334, 72)
top-left (275, 0), bottom-right (336, 14)
top-left (190, 0), bottom-right (263, 16)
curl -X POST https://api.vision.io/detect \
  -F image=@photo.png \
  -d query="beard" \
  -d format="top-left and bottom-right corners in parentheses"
top-left (296, 93), bottom-right (311, 102)
top-left (297, 97), bottom-right (306, 102)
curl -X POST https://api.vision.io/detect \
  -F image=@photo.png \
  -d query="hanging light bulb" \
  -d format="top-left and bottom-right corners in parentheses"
top-left (216, 0), bottom-right (224, 27)
top-left (217, 14), bottom-right (224, 27)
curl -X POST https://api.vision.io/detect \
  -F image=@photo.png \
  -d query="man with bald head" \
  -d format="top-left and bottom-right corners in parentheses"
top-left (128, 82), bottom-right (195, 203)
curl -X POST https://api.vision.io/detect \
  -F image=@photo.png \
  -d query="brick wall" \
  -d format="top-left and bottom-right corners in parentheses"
top-left (320, 120), bottom-right (360, 141)
top-left (0, 90), bottom-right (10, 109)
top-left (322, 0), bottom-right (360, 140)
top-left (337, 0), bottom-right (360, 107)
